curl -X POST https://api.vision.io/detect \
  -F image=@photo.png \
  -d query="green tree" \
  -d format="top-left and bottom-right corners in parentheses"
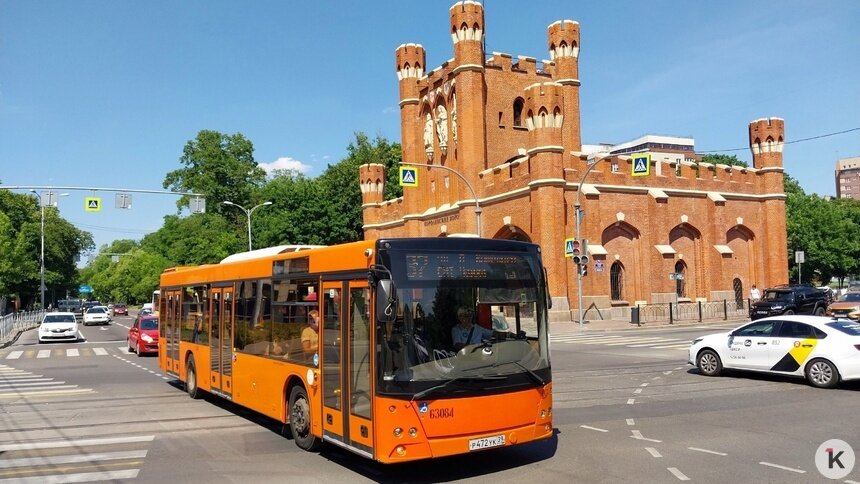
top-left (700, 153), bottom-right (748, 168)
top-left (141, 213), bottom-right (242, 265)
top-left (163, 130), bottom-right (266, 216)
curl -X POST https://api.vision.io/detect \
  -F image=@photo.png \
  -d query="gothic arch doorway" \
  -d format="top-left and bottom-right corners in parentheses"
top-left (492, 225), bottom-right (531, 242)
top-left (675, 261), bottom-right (687, 298)
top-left (733, 278), bottom-right (743, 307)
top-left (610, 262), bottom-right (624, 301)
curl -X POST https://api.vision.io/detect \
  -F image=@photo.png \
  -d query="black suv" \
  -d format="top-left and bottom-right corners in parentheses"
top-left (750, 284), bottom-right (828, 320)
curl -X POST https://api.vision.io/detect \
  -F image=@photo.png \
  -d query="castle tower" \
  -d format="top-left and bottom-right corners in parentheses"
top-left (547, 20), bottom-right (582, 157)
top-left (359, 163), bottom-right (386, 237)
top-left (449, 0), bottom-right (488, 229)
top-left (748, 117), bottom-right (788, 288)
top-left (395, 43), bottom-right (425, 227)
top-left (524, 82), bottom-right (567, 301)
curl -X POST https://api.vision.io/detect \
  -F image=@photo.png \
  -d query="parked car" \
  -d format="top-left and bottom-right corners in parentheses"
top-left (749, 284), bottom-right (828, 320)
top-left (83, 306), bottom-right (111, 326)
top-left (38, 312), bottom-right (79, 343)
top-left (827, 292), bottom-right (860, 318)
top-left (112, 304), bottom-right (128, 316)
top-left (690, 315), bottom-right (860, 388)
top-left (128, 315), bottom-right (159, 356)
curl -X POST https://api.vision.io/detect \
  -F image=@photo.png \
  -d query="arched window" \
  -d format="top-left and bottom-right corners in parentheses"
top-left (733, 278), bottom-right (743, 308)
top-left (675, 261), bottom-right (687, 298)
top-left (610, 262), bottom-right (624, 301)
top-left (513, 98), bottom-right (524, 127)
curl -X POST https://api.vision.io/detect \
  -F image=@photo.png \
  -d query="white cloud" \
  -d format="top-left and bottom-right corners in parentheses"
top-left (259, 156), bottom-right (312, 176)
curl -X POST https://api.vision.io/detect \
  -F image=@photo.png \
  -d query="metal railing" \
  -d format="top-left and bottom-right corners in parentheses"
top-left (632, 300), bottom-right (750, 326)
top-left (0, 310), bottom-right (45, 347)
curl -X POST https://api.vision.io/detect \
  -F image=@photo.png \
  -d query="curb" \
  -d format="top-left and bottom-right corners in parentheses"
top-left (552, 318), bottom-right (747, 333)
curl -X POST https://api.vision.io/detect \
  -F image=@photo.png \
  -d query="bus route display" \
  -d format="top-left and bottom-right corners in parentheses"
top-left (404, 253), bottom-right (532, 281)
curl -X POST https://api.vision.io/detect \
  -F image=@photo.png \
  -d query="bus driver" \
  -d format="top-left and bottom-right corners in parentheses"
top-left (451, 307), bottom-right (493, 351)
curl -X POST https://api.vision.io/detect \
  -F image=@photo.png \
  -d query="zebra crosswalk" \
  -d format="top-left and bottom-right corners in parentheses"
top-left (2, 346), bottom-right (132, 360)
top-left (0, 434), bottom-right (154, 482)
top-left (0, 364), bottom-right (94, 398)
top-left (550, 333), bottom-right (691, 350)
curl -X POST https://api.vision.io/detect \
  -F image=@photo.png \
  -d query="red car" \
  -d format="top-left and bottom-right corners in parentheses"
top-left (128, 315), bottom-right (158, 356)
top-left (113, 304), bottom-right (128, 316)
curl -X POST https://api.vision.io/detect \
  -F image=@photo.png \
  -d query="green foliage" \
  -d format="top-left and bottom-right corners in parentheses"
top-left (141, 213), bottom-right (242, 265)
top-left (699, 154), bottom-right (748, 168)
top-left (163, 130), bottom-right (266, 215)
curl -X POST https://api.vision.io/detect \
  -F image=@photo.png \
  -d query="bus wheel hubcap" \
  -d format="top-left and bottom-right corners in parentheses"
top-left (293, 399), bottom-right (310, 434)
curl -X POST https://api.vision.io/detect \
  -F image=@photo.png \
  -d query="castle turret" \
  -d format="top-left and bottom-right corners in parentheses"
top-left (547, 20), bottom-right (582, 155)
top-left (359, 163), bottom-right (385, 235)
top-left (395, 43), bottom-right (426, 227)
top-left (450, 1), bottom-right (484, 66)
top-left (749, 117), bottom-right (784, 170)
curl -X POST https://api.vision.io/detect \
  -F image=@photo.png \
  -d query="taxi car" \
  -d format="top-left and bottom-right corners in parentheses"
top-left (689, 315), bottom-right (860, 389)
top-left (38, 312), bottom-right (79, 343)
top-left (127, 315), bottom-right (158, 356)
top-left (82, 306), bottom-right (111, 326)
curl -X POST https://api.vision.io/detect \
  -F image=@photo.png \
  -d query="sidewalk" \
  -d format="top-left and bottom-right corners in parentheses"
top-left (550, 315), bottom-right (748, 334)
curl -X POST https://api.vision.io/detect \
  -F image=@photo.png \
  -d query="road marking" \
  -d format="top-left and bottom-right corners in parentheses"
top-left (674, 367), bottom-right (683, 370)
top-left (844, 480), bottom-right (860, 484)
top-left (626, 339), bottom-right (687, 347)
top-left (688, 447), bottom-right (727, 456)
top-left (645, 447), bottom-right (662, 458)
top-left (0, 435), bottom-right (155, 452)
top-left (93, 347), bottom-right (108, 356)
top-left (0, 449), bottom-right (148, 469)
top-left (580, 425), bottom-right (609, 433)
top-left (759, 462), bottom-right (805, 474)
top-left (36, 350), bottom-right (51, 358)
top-left (604, 338), bottom-right (668, 346)
top-left (626, 419), bottom-right (635, 426)
top-left (651, 344), bottom-right (692, 349)
top-left (667, 467), bottom-right (690, 481)
top-left (640, 383), bottom-right (649, 387)
top-left (0, 469), bottom-right (140, 483)
top-left (652, 376), bottom-right (660, 380)
top-left (6, 351), bottom-right (23, 360)
top-left (627, 398), bottom-right (635, 404)
top-left (0, 381), bottom-right (66, 389)
top-left (66, 348), bottom-right (80, 357)
top-left (633, 388), bottom-right (643, 394)
top-left (0, 388), bottom-right (93, 398)
top-left (630, 430), bottom-right (662, 443)
top-left (663, 371), bottom-right (673, 375)
top-left (0, 378), bottom-right (50, 383)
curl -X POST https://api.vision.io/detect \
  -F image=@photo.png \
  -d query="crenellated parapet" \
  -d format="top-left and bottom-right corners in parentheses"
top-left (547, 20), bottom-right (580, 83)
top-left (358, 163), bottom-right (386, 205)
top-left (524, 82), bottom-right (564, 168)
top-left (449, 1), bottom-right (484, 66)
top-left (749, 117), bottom-right (785, 168)
top-left (395, 43), bottom-right (426, 81)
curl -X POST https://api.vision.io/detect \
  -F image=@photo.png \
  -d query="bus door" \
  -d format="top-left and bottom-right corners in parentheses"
top-left (162, 290), bottom-right (181, 375)
top-left (320, 280), bottom-right (374, 457)
top-left (209, 286), bottom-right (234, 399)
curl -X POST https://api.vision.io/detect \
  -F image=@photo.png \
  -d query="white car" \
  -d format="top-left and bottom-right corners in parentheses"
top-left (83, 306), bottom-right (111, 326)
top-left (689, 316), bottom-right (860, 389)
top-left (39, 312), bottom-right (79, 343)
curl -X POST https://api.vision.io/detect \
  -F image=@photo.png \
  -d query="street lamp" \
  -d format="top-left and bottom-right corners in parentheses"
top-left (398, 161), bottom-right (482, 236)
top-left (573, 152), bottom-right (616, 328)
top-left (221, 201), bottom-right (273, 251)
top-left (29, 190), bottom-right (69, 309)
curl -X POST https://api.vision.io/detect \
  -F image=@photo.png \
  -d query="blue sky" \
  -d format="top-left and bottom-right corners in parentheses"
top-left (2, 1), bottom-right (859, 257)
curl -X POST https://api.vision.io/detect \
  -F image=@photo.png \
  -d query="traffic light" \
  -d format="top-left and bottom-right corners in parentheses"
top-left (579, 263), bottom-right (588, 276)
top-left (571, 239), bottom-right (582, 264)
top-left (581, 239), bottom-right (590, 265)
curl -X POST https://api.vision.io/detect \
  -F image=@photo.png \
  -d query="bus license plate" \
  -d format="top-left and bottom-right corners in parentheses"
top-left (469, 435), bottom-right (505, 451)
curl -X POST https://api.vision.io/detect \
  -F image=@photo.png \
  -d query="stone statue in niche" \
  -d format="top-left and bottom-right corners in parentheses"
top-left (423, 113), bottom-right (434, 156)
top-left (450, 93), bottom-right (457, 145)
top-left (435, 104), bottom-right (448, 152)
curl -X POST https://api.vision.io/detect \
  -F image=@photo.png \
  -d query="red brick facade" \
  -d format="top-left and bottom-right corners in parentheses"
top-left (359, 2), bottom-right (788, 319)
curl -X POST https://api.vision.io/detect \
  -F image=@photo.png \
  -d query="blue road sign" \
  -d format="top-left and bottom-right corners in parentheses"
top-left (399, 166), bottom-right (418, 187)
top-left (79, 285), bottom-right (93, 293)
top-left (564, 238), bottom-right (575, 258)
top-left (632, 153), bottom-right (651, 177)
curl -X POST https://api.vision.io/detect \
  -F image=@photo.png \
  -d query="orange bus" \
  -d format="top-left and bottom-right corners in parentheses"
top-left (158, 237), bottom-right (553, 463)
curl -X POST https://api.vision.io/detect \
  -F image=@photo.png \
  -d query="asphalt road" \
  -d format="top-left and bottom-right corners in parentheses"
top-left (1, 319), bottom-right (858, 483)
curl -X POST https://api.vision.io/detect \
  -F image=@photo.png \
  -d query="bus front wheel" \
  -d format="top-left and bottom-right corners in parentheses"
top-left (289, 386), bottom-right (322, 451)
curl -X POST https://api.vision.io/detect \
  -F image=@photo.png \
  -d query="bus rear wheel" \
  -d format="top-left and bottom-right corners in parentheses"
top-left (289, 386), bottom-right (322, 451)
top-left (186, 358), bottom-right (202, 399)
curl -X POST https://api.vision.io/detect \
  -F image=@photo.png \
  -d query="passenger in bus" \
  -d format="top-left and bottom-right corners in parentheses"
top-left (451, 307), bottom-right (493, 351)
top-left (302, 309), bottom-right (320, 353)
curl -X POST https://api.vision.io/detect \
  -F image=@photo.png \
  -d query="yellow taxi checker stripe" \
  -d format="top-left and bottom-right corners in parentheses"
top-left (787, 337), bottom-right (817, 365)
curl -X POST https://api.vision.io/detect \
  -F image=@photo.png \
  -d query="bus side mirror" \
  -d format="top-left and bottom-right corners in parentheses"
top-left (376, 280), bottom-right (396, 323)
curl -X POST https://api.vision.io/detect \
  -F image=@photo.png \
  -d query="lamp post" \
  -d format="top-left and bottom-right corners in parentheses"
top-left (29, 190), bottom-right (69, 309)
top-left (221, 201), bottom-right (273, 251)
top-left (398, 161), bottom-right (482, 236)
top-left (573, 152), bottom-right (616, 328)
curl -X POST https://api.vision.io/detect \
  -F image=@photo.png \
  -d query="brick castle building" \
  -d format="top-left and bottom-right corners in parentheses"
top-left (359, 1), bottom-right (788, 319)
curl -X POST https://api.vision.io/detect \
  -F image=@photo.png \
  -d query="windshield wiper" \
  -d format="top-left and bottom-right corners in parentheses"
top-left (412, 375), bottom-right (505, 401)
top-left (513, 361), bottom-right (546, 386)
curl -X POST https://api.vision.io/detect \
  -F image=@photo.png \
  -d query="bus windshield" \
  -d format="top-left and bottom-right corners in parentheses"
top-left (376, 247), bottom-right (550, 399)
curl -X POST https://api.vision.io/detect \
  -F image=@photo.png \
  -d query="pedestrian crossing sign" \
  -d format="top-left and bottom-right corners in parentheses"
top-left (399, 166), bottom-right (418, 187)
top-left (564, 238), bottom-right (575, 258)
top-left (632, 153), bottom-right (650, 176)
top-left (85, 197), bottom-right (102, 212)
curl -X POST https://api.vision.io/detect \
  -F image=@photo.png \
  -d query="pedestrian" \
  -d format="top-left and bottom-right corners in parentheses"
top-left (750, 284), bottom-right (761, 302)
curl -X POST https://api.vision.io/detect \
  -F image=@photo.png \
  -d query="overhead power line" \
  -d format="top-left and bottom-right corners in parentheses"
top-left (698, 127), bottom-right (860, 154)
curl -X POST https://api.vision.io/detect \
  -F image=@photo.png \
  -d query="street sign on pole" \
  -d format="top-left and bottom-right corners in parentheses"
top-left (115, 193), bottom-right (132, 209)
top-left (564, 238), bottom-right (575, 258)
top-left (84, 197), bottom-right (101, 212)
top-left (795, 251), bottom-right (805, 264)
